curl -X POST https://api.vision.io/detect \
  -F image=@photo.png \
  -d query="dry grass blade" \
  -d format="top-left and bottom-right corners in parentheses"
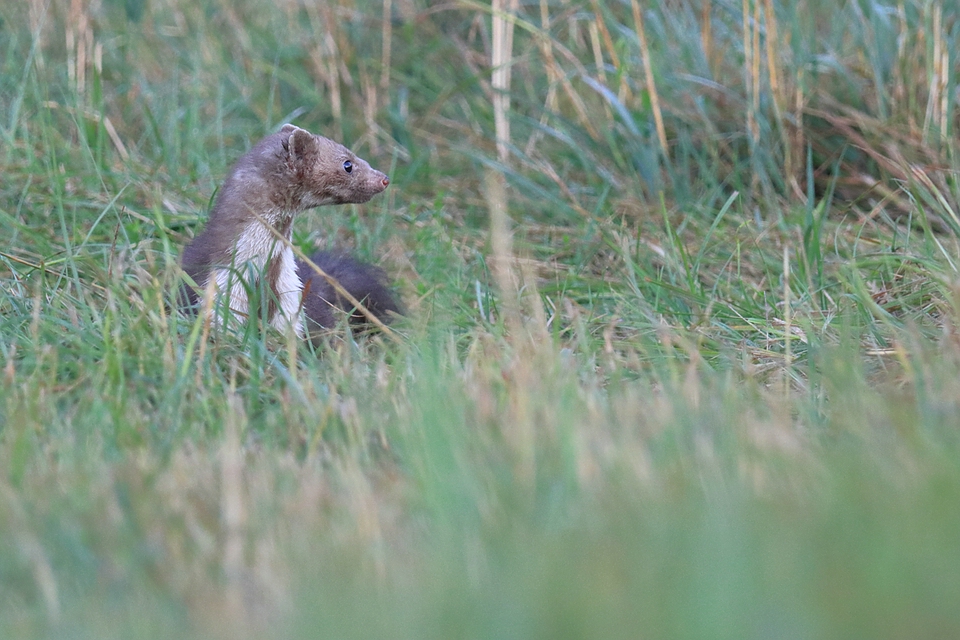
top-left (524, 0), bottom-right (561, 155)
top-left (380, 0), bottom-right (393, 92)
top-left (590, 0), bottom-right (630, 102)
top-left (630, 0), bottom-right (668, 158)
top-left (701, 0), bottom-right (713, 76)
top-left (491, 0), bottom-right (519, 163)
top-left (489, 0), bottom-right (521, 332)
top-left (742, 0), bottom-right (759, 159)
top-left (221, 382), bottom-right (247, 625)
top-left (761, 0), bottom-right (792, 180)
top-left (485, 168), bottom-right (520, 331)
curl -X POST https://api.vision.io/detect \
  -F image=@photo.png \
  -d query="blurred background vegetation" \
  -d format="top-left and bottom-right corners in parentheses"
top-left (1, 0), bottom-right (960, 637)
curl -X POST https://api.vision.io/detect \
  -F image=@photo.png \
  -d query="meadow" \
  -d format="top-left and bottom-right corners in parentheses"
top-left (1, 0), bottom-right (960, 637)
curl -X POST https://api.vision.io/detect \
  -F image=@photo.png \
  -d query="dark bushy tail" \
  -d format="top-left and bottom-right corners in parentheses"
top-left (296, 251), bottom-right (401, 334)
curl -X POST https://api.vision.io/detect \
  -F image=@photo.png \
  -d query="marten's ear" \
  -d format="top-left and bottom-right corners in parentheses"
top-left (283, 126), bottom-right (315, 163)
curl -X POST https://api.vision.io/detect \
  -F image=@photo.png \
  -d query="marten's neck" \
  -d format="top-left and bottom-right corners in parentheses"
top-left (207, 208), bottom-right (302, 335)
top-left (180, 124), bottom-right (389, 336)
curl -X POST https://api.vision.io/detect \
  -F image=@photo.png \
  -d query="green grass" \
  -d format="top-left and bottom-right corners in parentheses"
top-left (1, 0), bottom-right (960, 637)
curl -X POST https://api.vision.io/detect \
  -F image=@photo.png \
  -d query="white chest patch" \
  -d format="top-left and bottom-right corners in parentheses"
top-left (204, 214), bottom-right (304, 337)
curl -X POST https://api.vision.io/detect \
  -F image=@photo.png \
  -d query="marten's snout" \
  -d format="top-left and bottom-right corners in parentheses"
top-left (369, 170), bottom-right (390, 195)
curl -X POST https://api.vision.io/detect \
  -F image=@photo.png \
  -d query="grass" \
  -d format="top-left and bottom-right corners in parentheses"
top-left (1, 0), bottom-right (960, 637)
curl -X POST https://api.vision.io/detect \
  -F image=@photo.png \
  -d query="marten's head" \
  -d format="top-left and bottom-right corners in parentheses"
top-left (265, 123), bottom-right (390, 209)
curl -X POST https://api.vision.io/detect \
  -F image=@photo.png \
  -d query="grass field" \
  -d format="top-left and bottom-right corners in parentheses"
top-left (2, 0), bottom-right (960, 637)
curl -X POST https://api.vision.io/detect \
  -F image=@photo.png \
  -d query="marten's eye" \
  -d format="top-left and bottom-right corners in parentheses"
top-left (343, 160), bottom-right (353, 173)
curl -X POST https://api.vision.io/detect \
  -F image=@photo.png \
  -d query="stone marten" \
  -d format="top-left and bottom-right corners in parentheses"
top-left (180, 124), bottom-right (401, 338)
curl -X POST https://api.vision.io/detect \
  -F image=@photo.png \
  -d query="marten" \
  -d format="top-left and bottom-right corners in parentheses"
top-left (180, 124), bottom-right (401, 339)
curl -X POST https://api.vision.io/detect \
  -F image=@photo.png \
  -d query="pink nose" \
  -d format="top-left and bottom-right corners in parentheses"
top-left (381, 176), bottom-right (390, 187)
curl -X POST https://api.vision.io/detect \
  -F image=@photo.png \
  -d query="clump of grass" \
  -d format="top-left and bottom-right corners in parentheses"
top-left (1, 0), bottom-right (960, 638)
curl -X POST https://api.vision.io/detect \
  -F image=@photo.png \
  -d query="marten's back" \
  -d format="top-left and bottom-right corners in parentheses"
top-left (297, 251), bottom-right (401, 332)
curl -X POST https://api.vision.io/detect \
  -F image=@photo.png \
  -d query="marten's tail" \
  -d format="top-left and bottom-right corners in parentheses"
top-left (296, 251), bottom-right (401, 333)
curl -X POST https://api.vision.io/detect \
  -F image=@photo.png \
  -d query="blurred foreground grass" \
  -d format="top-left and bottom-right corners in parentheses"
top-left (1, 0), bottom-right (960, 637)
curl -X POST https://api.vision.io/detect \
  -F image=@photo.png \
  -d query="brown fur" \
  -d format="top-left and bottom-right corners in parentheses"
top-left (297, 251), bottom-right (403, 332)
